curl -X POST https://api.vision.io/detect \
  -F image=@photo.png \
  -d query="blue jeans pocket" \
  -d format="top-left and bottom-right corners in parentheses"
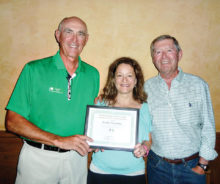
top-left (184, 158), bottom-right (206, 176)
top-left (147, 151), bottom-right (161, 169)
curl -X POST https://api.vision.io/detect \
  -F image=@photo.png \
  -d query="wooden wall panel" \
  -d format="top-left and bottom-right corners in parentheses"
top-left (0, 131), bottom-right (23, 184)
top-left (0, 131), bottom-right (219, 184)
top-left (209, 133), bottom-right (220, 184)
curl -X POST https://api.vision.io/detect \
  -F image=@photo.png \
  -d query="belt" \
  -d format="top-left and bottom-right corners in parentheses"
top-left (162, 152), bottom-right (199, 164)
top-left (25, 140), bottom-right (69, 153)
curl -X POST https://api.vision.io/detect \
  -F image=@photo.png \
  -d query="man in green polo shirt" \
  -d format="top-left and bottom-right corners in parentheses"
top-left (5, 16), bottom-right (99, 184)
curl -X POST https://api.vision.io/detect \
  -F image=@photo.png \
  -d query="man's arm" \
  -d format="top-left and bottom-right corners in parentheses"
top-left (6, 110), bottom-right (92, 156)
top-left (192, 82), bottom-right (218, 174)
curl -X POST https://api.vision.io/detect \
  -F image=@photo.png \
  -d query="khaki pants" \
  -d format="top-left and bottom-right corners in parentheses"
top-left (15, 142), bottom-right (88, 184)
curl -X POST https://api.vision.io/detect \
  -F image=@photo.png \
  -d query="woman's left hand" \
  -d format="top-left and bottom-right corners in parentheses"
top-left (133, 143), bottom-right (146, 158)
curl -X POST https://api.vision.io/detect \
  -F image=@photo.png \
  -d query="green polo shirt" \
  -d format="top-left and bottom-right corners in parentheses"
top-left (6, 51), bottom-right (100, 136)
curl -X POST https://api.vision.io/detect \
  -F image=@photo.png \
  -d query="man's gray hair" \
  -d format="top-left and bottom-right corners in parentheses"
top-left (150, 35), bottom-right (181, 57)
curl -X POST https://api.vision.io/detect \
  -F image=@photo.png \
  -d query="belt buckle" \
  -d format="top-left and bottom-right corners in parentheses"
top-left (57, 148), bottom-right (62, 152)
top-left (41, 144), bottom-right (45, 150)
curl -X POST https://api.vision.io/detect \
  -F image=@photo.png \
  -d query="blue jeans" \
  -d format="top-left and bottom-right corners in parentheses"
top-left (147, 150), bottom-right (206, 184)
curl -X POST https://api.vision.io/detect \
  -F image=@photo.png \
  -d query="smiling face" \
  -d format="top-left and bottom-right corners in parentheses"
top-left (55, 17), bottom-right (88, 61)
top-left (114, 63), bottom-right (137, 95)
top-left (152, 39), bottom-right (182, 78)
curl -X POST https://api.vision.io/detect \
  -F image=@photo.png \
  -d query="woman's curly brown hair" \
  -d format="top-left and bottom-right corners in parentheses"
top-left (101, 57), bottom-right (147, 105)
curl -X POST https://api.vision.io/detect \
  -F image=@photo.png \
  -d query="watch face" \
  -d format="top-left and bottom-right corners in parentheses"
top-left (198, 163), bottom-right (208, 171)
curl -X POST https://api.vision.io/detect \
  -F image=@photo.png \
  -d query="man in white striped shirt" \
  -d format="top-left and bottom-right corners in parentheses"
top-left (144, 35), bottom-right (218, 184)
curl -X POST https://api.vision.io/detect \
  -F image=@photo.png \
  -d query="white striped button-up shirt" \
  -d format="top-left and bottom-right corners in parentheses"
top-left (144, 68), bottom-right (217, 160)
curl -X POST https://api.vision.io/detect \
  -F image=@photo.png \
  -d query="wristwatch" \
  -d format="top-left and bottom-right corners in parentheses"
top-left (197, 163), bottom-right (208, 171)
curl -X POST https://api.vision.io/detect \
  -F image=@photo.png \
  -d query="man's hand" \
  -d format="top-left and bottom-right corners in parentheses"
top-left (191, 166), bottom-right (205, 175)
top-left (54, 135), bottom-right (93, 156)
top-left (191, 157), bottom-right (208, 175)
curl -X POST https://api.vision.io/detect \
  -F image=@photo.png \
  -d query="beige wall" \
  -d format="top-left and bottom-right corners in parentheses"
top-left (0, 0), bottom-right (220, 131)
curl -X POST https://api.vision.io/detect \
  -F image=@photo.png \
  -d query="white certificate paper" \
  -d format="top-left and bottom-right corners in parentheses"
top-left (84, 105), bottom-right (139, 151)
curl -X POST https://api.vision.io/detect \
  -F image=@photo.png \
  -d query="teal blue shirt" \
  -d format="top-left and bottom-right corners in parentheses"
top-left (91, 101), bottom-right (152, 174)
top-left (6, 51), bottom-right (100, 136)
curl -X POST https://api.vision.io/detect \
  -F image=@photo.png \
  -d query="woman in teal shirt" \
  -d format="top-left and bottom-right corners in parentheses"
top-left (88, 57), bottom-right (152, 184)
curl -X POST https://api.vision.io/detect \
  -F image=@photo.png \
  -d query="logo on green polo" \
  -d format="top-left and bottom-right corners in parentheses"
top-left (49, 87), bottom-right (63, 94)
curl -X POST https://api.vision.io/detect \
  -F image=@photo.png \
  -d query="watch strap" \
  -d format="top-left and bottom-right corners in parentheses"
top-left (197, 162), bottom-right (208, 171)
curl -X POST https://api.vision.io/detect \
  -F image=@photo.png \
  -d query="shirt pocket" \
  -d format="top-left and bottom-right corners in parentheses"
top-left (174, 90), bottom-right (202, 128)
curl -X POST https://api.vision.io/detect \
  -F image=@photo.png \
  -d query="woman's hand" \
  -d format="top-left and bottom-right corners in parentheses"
top-left (133, 140), bottom-right (151, 158)
top-left (133, 143), bottom-right (147, 158)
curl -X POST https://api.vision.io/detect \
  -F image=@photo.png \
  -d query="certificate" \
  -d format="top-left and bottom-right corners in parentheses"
top-left (84, 105), bottom-right (139, 151)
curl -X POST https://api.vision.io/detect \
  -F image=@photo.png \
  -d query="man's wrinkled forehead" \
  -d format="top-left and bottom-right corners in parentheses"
top-left (58, 17), bottom-right (88, 33)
